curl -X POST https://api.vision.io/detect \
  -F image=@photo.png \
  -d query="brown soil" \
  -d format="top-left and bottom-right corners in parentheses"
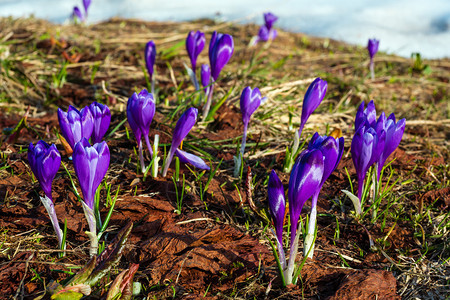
top-left (1, 17), bottom-right (449, 299)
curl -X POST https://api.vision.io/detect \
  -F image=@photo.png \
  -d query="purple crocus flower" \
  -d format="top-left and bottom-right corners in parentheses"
top-left (351, 126), bottom-right (382, 200)
top-left (209, 31), bottom-right (234, 82)
top-left (127, 89), bottom-right (156, 172)
top-left (268, 170), bottom-right (286, 247)
top-left (308, 133), bottom-right (344, 186)
top-left (258, 26), bottom-right (270, 42)
top-left (72, 6), bottom-right (84, 21)
top-left (28, 140), bottom-right (63, 248)
top-left (82, 0), bottom-right (91, 15)
top-left (175, 149), bottom-right (210, 170)
top-left (186, 31), bottom-right (205, 74)
top-left (162, 107), bottom-right (199, 176)
top-left (368, 39), bottom-right (379, 80)
top-left (89, 102), bottom-right (111, 144)
top-left (355, 100), bottom-right (377, 130)
top-left (58, 105), bottom-right (94, 151)
top-left (28, 141), bottom-right (61, 201)
top-left (72, 138), bottom-right (110, 210)
top-left (376, 113), bottom-right (405, 177)
top-left (288, 149), bottom-right (324, 246)
top-left (264, 12), bottom-right (278, 30)
top-left (368, 39), bottom-right (380, 59)
top-left (145, 40), bottom-right (156, 81)
top-left (298, 78), bottom-right (328, 136)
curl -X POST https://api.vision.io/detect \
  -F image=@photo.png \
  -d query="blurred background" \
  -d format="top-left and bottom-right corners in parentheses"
top-left (0, 0), bottom-right (449, 58)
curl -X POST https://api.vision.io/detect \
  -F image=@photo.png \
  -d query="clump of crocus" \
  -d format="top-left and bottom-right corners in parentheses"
top-left (58, 105), bottom-right (94, 153)
top-left (126, 89), bottom-right (156, 173)
top-left (28, 141), bottom-right (63, 249)
top-left (234, 86), bottom-right (266, 176)
top-left (202, 32), bottom-right (234, 120)
top-left (72, 0), bottom-right (91, 22)
top-left (162, 107), bottom-right (209, 177)
top-left (89, 101), bottom-right (111, 144)
top-left (186, 31), bottom-right (205, 90)
top-left (344, 100), bottom-right (405, 216)
top-left (145, 40), bottom-right (157, 95)
top-left (73, 138), bottom-right (110, 256)
top-left (284, 78), bottom-right (328, 172)
top-left (367, 38), bottom-right (379, 80)
top-left (251, 12), bottom-right (278, 46)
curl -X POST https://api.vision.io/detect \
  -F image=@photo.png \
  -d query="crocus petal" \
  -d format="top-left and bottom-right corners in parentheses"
top-left (377, 118), bottom-right (405, 175)
top-left (368, 39), bottom-right (380, 59)
top-left (288, 149), bottom-right (324, 245)
top-left (268, 29), bottom-right (277, 40)
top-left (240, 86), bottom-right (262, 125)
top-left (28, 141), bottom-right (61, 201)
top-left (268, 170), bottom-right (286, 246)
top-left (299, 78), bottom-right (327, 133)
top-left (355, 100), bottom-right (377, 130)
top-left (186, 31), bottom-right (205, 73)
top-left (58, 106), bottom-right (94, 149)
top-left (73, 138), bottom-right (110, 209)
top-left (145, 40), bottom-right (156, 79)
top-left (264, 12), bottom-right (278, 30)
top-left (89, 102), bottom-right (111, 144)
top-left (82, 0), bottom-right (91, 15)
top-left (209, 32), bottom-right (234, 81)
top-left (175, 149), bottom-right (210, 170)
top-left (172, 107), bottom-right (198, 149)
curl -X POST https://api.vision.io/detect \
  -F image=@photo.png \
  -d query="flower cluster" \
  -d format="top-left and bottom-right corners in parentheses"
top-left (350, 100), bottom-right (405, 214)
top-left (252, 12), bottom-right (278, 45)
top-left (268, 133), bottom-right (343, 285)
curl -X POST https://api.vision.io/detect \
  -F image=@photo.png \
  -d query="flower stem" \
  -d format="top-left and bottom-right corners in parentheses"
top-left (202, 83), bottom-right (215, 120)
top-left (162, 146), bottom-right (175, 177)
top-left (284, 221), bottom-right (303, 285)
top-left (369, 58), bottom-right (375, 80)
top-left (144, 134), bottom-right (153, 158)
top-left (152, 134), bottom-right (160, 178)
top-left (40, 195), bottom-right (64, 250)
top-left (304, 191), bottom-right (319, 258)
top-left (138, 140), bottom-right (146, 174)
top-left (234, 122), bottom-right (248, 177)
top-left (82, 201), bottom-right (98, 257)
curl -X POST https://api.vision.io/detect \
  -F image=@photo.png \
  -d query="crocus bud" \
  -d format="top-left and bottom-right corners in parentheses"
top-left (175, 149), bottom-right (210, 170)
top-left (299, 78), bottom-right (327, 135)
top-left (186, 31), bottom-right (205, 74)
top-left (268, 170), bottom-right (286, 246)
top-left (209, 31), bottom-right (234, 81)
top-left (288, 149), bottom-right (324, 245)
top-left (264, 12), bottom-right (278, 30)
top-left (368, 39), bottom-right (379, 59)
top-left (73, 6), bottom-right (84, 21)
top-left (377, 114), bottom-right (405, 177)
top-left (28, 141), bottom-right (61, 201)
top-left (240, 86), bottom-right (262, 126)
top-left (126, 89), bottom-right (156, 146)
top-left (355, 100), bottom-right (377, 130)
top-left (58, 106), bottom-right (94, 150)
top-left (73, 138), bottom-right (110, 209)
top-left (162, 107), bottom-right (198, 176)
top-left (145, 40), bottom-right (156, 80)
top-left (89, 102), bottom-right (111, 144)
top-left (201, 64), bottom-right (211, 92)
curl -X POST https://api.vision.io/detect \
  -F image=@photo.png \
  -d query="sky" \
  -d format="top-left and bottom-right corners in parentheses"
top-left (0, 0), bottom-right (449, 58)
